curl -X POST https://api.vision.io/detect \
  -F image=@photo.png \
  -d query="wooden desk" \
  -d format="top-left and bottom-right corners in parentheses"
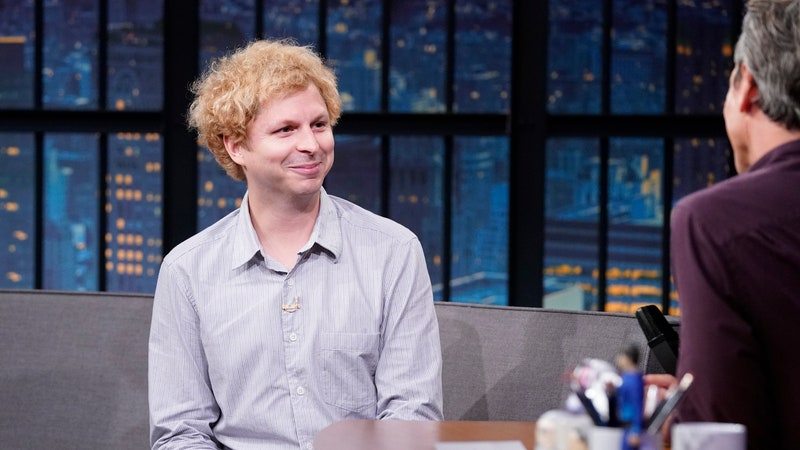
top-left (313, 420), bottom-right (536, 450)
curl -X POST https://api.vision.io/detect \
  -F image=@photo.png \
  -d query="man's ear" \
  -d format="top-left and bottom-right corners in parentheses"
top-left (223, 135), bottom-right (246, 165)
top-left (735, 63), bottom-right (759, 113)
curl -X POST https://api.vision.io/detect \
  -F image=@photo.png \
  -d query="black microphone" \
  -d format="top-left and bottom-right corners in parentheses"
top-left (635, 305), bottom-right (679, 375)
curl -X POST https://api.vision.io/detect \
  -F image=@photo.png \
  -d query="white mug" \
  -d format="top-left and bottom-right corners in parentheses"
top-left (587, 426), bottom-right (623, 450)
top-left (535, 409), bottom-right (592, 450)
top-left (587, 426), bottom-right (662, 450)
top-left (671, 422), bottom-right (746, 450)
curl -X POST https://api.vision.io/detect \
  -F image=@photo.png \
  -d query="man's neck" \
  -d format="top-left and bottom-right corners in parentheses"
top-left (247, 189), bottom-right (322, 270)
top-left (744, 116), bottom-right (800, 170)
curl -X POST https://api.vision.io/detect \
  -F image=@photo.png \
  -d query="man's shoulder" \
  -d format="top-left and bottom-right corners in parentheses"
top-left (674, 176), bottom-right (737, 217)
top-left (162, 209), bottom-right (239, 267)
top-left (673, 167), bottom-right (795, 242)
top-left (328, 195), bottom-right (417, 244)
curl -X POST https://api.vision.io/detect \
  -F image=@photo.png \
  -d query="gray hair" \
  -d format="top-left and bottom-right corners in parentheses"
top-left (734, 0), bottom-right (800, 130)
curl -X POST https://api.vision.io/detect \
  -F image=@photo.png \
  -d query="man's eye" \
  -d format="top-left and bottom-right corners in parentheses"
top-left (277, 126), bottom-right (292, 133)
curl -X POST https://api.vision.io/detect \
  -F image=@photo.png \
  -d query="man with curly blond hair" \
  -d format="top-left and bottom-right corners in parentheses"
top-left (148, 40), bottom-right (443, 450)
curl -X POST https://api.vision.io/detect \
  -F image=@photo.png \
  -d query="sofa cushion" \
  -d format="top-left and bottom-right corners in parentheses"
top-left (435, 302), bottom-right (655, 421)
top-left (0, 290), bottom-right (151, 450)
top-left (0, 290), bottom-right (676, 447)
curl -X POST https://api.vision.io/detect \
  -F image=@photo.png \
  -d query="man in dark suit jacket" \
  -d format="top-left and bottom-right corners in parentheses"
top-left (665, 1), bottom-right (800, 449)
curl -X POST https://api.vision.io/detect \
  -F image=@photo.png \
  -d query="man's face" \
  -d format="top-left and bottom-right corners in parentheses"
top-left (723, 64), bottom-right (748, 173)
top-left (232, 84), bottom-right (334, 199)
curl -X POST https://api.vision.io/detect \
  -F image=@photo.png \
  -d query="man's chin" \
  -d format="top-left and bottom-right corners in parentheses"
top-left (290, 181), bottom-right (324, 197)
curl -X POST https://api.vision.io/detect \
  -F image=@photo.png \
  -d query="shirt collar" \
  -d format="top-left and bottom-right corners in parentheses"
top-left (302, 187), bottom-right (343, 261)
top-left (230, 188), bottom-right (342, 270)
top-left (748, 138), bottom-right (800, 173)
top-left (230, 191), bottom-right (263, 270)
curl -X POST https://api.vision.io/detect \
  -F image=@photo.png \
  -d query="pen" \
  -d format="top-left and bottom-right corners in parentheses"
top-left (643, 384), bottom-right (659, 419)
top-left (605, 388), bottom-right (619, 427)
top-left (573, 387), bottom-right (604, 426)
top-left (645, 372), bottom-right (694, 434)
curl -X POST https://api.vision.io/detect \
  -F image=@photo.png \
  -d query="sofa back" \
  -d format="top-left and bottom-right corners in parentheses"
top-left (0, 290), bottom-right (152, 450)
top-left (435, 302), bottom-right (666, 421)
top-left (0, 289), bottom-right (676, 448)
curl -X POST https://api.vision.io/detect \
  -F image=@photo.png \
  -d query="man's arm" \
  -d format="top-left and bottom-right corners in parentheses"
top-left (670, 202), bottom-right (771, 441)
top-left (149, 262), bottom-right (221, 449)
top-left (375, 237), bottom-right (443, 420)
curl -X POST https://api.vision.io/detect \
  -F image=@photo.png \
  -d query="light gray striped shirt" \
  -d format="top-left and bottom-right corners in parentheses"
top-left (148, 188), bottom-right (443, 450)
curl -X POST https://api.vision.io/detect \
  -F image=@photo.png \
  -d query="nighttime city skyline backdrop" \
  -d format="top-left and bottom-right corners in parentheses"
top-left (1, 0), bottom-right (734, 313)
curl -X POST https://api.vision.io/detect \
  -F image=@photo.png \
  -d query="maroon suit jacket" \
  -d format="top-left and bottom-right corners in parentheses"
top-left (671, 139), bottom-right (800, 450)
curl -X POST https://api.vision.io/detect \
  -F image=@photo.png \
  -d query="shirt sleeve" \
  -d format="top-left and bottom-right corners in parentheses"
top-left (670, 201), bottom-right (772, 441)
top-left (149, 261), bottom-right (222, 449)
top-left (374, 237), bottom-right (444, 420)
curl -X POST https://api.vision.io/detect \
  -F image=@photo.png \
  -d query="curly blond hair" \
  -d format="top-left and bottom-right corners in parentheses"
top-left (188, 40), bottom-right (342, 181)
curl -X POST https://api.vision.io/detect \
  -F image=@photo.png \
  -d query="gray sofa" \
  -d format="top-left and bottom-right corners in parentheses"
top-left (0, 289), bottom-right (674, 449)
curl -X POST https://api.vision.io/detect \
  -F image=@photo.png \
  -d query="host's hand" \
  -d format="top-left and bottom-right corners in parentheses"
top-left (644, 374), bottom-right (676, 391)
top-left (643, 374), bottom-right (677, 446)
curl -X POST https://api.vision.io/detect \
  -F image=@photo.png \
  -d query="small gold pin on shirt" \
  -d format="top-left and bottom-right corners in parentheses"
top-left (282, 296), bottom-right (301, 313)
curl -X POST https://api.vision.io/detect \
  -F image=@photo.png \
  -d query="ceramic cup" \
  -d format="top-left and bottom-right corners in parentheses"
top-left (588, 426), bottom-right (662, 450)
top-left (671, 422), bottom-right (746, 450)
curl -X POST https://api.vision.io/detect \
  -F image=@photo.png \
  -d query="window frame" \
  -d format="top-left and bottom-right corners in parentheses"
top-left (0, 0), bottom-right (742, 312)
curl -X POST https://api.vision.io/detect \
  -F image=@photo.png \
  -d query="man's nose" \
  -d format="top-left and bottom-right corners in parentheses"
top-left (296, 126), bottom-right (320, 153)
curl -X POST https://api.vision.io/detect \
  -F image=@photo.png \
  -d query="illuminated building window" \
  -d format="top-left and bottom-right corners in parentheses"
top-left (5, 0), bottom-right (737, 313)
top-left (0, 134), bottom-right (35, 288)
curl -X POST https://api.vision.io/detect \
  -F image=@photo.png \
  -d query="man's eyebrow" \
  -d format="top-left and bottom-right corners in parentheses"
top-left (266, 119), bottom-right (296, 129)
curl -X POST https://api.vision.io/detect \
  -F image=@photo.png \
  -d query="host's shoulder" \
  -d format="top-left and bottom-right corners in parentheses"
top-left (672, 177), bottom-right (733, 229)
top-left (671, 170), bottom-right (769, 244)
top-left (328, 194), bottom-right (417, 243)
top-left (161, 209), bottom-right (239, 267)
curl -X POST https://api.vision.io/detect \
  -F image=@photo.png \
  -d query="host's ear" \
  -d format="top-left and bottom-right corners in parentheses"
top-left (223, 135), bottom-right (246, 165)
top-left (734, 63), bottom-right (759, 113)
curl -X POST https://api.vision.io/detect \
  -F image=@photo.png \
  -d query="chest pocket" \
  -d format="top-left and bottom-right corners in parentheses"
top-left (320, 332), bottom-right (380, 412)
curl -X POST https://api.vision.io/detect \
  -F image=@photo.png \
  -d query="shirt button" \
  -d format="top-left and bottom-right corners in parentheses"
top-left (289, 333), bottom-right (298, 342)
top-left (305, 443), bottom-right (313, 450)
top-left (296, 386), bottom-right (306, 396)
top-left (287, 279), bottom-right (294, 286)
